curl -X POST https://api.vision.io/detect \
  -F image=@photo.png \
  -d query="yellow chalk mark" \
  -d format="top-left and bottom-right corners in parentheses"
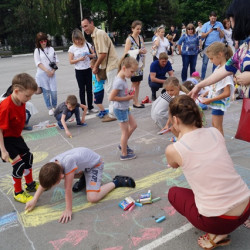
top-left (20, 168), bottom-right (183, 228)
top-left (33, 151), bottom-right (49, 164)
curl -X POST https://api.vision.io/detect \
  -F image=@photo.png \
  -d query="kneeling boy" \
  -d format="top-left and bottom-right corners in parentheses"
top-left (25, 147), bottom-right (136, 223)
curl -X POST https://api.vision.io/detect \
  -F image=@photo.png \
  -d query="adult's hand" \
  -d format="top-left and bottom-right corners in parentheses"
top-left (92, 66), bottom-right (98, 74)
top-left (236, 72), bottom-right (250, 86)
top-left (188, 85), bottom-right (201, 99)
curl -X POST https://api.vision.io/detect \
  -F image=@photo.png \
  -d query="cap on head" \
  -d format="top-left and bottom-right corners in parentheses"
top-left (191, 71), bottom-right (200, 78)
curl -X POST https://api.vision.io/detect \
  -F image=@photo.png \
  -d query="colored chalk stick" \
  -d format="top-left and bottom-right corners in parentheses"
top-left (155, 216), bottom-right (166, 223)
top-left (128, 204), bottom-right (135, 211)
top-left (135, 202), bottom-right (143, 207)
top-left (24, 210), bottom-right (28, 214)
top-left (152, 197), bottom-right (161, 203)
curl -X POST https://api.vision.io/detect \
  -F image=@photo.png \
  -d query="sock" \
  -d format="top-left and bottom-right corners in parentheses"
top-left (23, 168), bottom-right (33, 185)
top-left (13, 177), bottom-right (22, 194)
top-left (113, 178), bottom-right (119, 188)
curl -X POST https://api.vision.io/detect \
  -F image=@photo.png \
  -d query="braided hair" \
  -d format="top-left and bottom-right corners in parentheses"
top-left (169, 95), bottom-right (202, 128)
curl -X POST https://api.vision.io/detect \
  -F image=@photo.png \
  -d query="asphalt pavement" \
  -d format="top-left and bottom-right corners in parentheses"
top-left (0, 44), bottom-right (249, 250)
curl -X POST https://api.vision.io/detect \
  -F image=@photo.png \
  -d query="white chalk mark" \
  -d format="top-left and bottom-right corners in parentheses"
top-left (0, 188), bottom-right (36, 250)
top-left (138, 223), bottom-right (193, 250)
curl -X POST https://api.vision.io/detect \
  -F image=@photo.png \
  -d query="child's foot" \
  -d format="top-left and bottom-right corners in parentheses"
top-left (77, 122), bottom-right (87, 126)
top-left (14, 191), bottom-right (33, 203)
top-left (25, 181), bottom-right (39, 192)
top-left (99, 111), bottom-right (107, 118)
top-left (57, 121), bottom-right (64, 129)
top-left (120, 153), bottom-right (136, 161)
top-left (118, 145), bottom-right (134, 154)
top-left (23, 126), bottom-right (33, 131)
top-left (197, 233), bottom-right (230, 249)
top-left (72, 174), bottom-right (86, 193)
top-left (113, 175), bottom-right (136, 188)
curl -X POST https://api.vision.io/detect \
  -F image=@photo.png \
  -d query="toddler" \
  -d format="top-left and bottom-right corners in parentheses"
top-left (90, 59), bottom-right (107, 118)
top-left (54, 95), bottom-right (87, 138)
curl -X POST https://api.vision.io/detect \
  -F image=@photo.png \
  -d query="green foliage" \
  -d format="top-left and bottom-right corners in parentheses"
top-left (0, 0), bottom-right (233, 53)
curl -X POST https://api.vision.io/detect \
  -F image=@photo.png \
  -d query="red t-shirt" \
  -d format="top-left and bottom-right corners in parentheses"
top-left (0, 95), bottom-right (26, 137)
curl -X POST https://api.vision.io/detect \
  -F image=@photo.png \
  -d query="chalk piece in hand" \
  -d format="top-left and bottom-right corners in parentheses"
top-left (157, 128), bottom-right (171, 135)
top-left (24, 210), bottom-right (28, 214)
top-left (156, 216), bottom-right (166, 223)
top-left (69, 136), bottom-right (72, 138)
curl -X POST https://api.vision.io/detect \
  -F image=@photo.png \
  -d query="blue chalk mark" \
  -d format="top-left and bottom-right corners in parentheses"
top-left (0, 212), bottom-right (18, 226)
top-left (0, 212), bottom-right (18, 232)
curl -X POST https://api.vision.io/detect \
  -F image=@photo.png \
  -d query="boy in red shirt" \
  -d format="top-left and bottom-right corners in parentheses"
top-left (0, 73), bottom-right (39, 203)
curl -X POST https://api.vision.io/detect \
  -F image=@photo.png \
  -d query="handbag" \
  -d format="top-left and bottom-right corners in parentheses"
top-left (235, 98), bottom-right (250, 142)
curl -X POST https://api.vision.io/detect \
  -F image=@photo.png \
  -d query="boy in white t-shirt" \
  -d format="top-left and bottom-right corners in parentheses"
top-left (25, 147), bottom-right (136, 223)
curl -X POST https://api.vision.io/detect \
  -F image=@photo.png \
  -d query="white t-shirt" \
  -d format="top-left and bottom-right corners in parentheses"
top-left (154, 37), bottom-right (170, 58)
top-left (34, 47), bottom-right (59, 73)
top-left (68, 43), bottom-right (92, 70)
top-left (224, 28), bottom-right (234, 47)
top-left (196, 26), bottom-right (203, 37)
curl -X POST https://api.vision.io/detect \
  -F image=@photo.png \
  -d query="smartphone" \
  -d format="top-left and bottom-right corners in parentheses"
top-left (213, 28), bottom-right (217, 31)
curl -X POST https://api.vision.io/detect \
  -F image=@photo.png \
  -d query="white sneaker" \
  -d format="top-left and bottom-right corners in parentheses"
top-left (48, 109), bottom-right (54, 116)
top-left (89, 108), bottom-right (99, 113)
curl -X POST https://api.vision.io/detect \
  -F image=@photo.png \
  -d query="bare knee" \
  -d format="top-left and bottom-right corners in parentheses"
top-left (87, 194), bottom-right (99, 203)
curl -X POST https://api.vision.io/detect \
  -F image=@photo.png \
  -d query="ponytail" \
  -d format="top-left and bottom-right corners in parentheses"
top-left (206, 42), bottom-right (233, 61)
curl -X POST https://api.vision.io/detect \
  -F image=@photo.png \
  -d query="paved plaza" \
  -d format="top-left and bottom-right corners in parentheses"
top-left (0, 44), bottom-right (249, 250)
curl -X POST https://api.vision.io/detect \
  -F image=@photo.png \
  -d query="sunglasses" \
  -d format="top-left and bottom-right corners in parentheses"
top-left (39, 40), bottom-right (47, 43)
top-left (187, 28), bottom-right (194, 30)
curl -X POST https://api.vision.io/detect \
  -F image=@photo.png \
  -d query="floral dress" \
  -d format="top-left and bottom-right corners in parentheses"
top-left (129, 35), bottom-right (145, 79)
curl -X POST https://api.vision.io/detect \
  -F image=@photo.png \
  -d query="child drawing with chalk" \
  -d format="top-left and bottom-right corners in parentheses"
top-left (54, 95), bottom-right (87, 138)
top-left (25, 147), bottom-right (136, 223)
top-left (109, 54), bottom-right (138, 161)
top-left (151, 77), bottom-right (188, 130)
top-left (198, 42), bottom-right (234, 136)
top-left (0, 73), bottom-right (39, 203)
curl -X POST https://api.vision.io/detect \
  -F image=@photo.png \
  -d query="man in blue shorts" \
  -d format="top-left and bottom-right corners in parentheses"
top-left (148, 52), bottom-right (174, 101)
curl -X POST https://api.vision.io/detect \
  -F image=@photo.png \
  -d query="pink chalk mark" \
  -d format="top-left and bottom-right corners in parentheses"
top-left (49, 230), bottom-right (88, 250)
top-left (103, 247), bottom-right (123, 250)
top-left (163, 205), bottom-right (176, 216)
top-left (131, 227), bottom-right (163, 246)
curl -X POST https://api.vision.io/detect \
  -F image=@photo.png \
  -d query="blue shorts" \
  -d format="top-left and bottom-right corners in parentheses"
top-left (94, 89), bottom-right (104, 104)
top-left (113, 108), bottom-right (130, 123)
top-left (212, 109), bottom-right (224, 116)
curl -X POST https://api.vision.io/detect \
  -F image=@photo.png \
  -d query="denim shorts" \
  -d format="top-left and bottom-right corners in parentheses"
top-left (113, 108), bottom-right (130, 122)
top-left (212, 109), bottom-right (224, 116)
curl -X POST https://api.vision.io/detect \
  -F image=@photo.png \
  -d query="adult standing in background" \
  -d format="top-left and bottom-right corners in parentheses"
top-left (201, 11), bottom-right (224, 79)
top-left (68, 29), bottom-right (97, 114)
top-left (124, 20), bottom-right (147, 108)
top-left (223, 18), bottom-right (235, 52)
top-left (177, 23), bottom-right (199, 82)
top-left (34, 32), bottom-right (58, 116)
top-left (153, 26), bottom-right (170, 61)
top-left (196, 21), bottom-right (203, 49)
top-left (81, 16), bottom-right (118, 122)
top-left (168, 25), bottom-right (178, 47)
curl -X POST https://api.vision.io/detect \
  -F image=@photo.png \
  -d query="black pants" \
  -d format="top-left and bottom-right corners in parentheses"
top-left (75, 68), bottom-right (93, 110)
